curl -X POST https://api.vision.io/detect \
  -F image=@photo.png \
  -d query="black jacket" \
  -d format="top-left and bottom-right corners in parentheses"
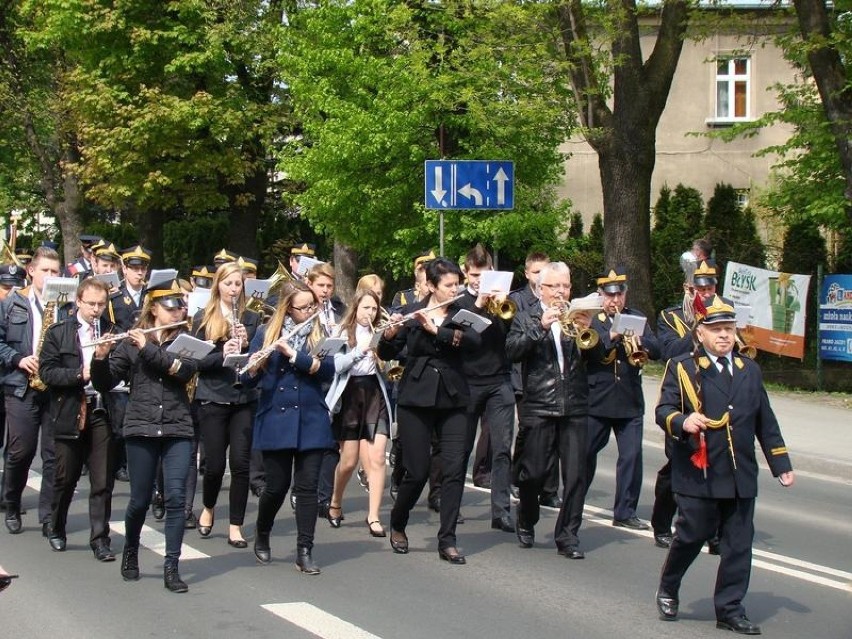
top-left (457, 290), bottom-right (512, 384)
top-left (657, 305), bottom-right (695, 362)
top-left (505, 305), bottom-right (588, 418)
top-left (377, 298), bottom-right (481, 409)
top-left (109, 283), bottom-right (144, 331)
top-left (39, 315), bottom-right (115, 440)
top-left (509, 285), bottom-right (538, 396)
top-left (91, 334), bottom-right (197, 439)
top-left (192, 308), bottom-right (261, 404)
top-left (584, 309), bottom-right (661, 419)
top-left (0, 288), bottom-right (72, 398)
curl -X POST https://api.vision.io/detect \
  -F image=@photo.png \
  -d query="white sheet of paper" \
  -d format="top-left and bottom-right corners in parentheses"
top-left (93, 272), bottom-right (120, 290)
top-left (187, 289), bottom-right (211, 318)
top-left (166, 334), bottom-right (215, 360)
top-left (296, 256), bottom-right (325, 278)
top-left (148, 268), bottom-right (178, 288)
top-left (612, 312), bottom-right (646, 336)
top-left (478, 270), bottom-right (513, 295)
top-left (734, 304), bottom-right (752, 329)
top-left (310, 337), bottom-right (347, 358)
top-left (223, 353), bottom-right (250, 369)
top-left (42, 277), bottom-right (79, 304)
top-left (245, 278), bottom-right (271, 302)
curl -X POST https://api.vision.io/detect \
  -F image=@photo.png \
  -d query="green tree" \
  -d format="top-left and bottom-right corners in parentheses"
top-left (704, 183), bottom-right (765, 283)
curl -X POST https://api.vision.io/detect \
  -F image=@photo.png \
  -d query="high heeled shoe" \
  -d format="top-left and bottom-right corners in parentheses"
top-left (366, 518), bottom-right (386, 538)
top-left (326, 504), bottom-right (343, 529)
top-left (198, 509), bottom-right (214, 538)
top-left (438, 546), bottom-right (466, 565)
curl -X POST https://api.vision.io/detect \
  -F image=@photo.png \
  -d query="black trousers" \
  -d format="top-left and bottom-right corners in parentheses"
top-left (317, 447), bottom-right (340, 504)
top-left (199, 402), bottom-right (254, 525)
top-left (585, 414), bottom-right (644, 521)
top-left (50, 408), bottom-right (115, 544)
top-left (467, 380), bottom-right (515, 519)
top-left (256, 448), bottom-right (324, 550)
top-left (651, 452), bottom-right (677, 535)
top-left (391, 406), bottom-right (471, 550)
top-left (514, 394), bottom-right (559, 501)
top-left (514, 413), bottom-right (587, 548)
top-left (104, 391), bottom-right (129, 473)
top-left (659, 494), bottom-right (756, 621)
top-left (3, 390), bottom-right (54, 523)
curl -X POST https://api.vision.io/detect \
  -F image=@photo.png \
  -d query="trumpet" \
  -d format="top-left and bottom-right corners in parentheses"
top-left (551, 302), bottom-right (600, 350)
top-left (244, 311), bottom-right (320, 373)
top-left (485, 295), bottom-right (517, 320)
top-left (736, 334), bottom-right (757, 359)
top-left (372, 295), bottom-right (464, 333)
top-left (623, 331), bottom-right (649, 367)
top-left (81, 321), bottom-right (188, 348)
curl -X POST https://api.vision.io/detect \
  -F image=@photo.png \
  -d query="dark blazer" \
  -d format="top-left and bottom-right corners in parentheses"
top-left (192, 308), bottom-right (261, 404)
top-left (376, 298), bottom-right (481, 409)
top-left (456, 290), bottom-right (512, 383)
top-left (39, 315), bottom-right (115, 439)
top-left (109, 283), bottom-right (144, 331)
top-left (585, 309), bottom-right (660, 419)
top-left (91, 334), bottom-right (197, 439)
top-left (657, 305), bottom-right (695, 362)
top-left (505, 305), bottom-right (588, 418)
top-left (244, 325), bottom-right (335, 452)
top-left (0, 288), bottom-right (72, 397)
top-left (655, 348), bottom-right (793, 499)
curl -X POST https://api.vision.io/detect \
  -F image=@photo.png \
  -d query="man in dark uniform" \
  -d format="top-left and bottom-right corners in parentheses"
top-left (111, 246), bottom-right (151, 331)
top-left (652, 258), bottom-right (719, 548)
top-left (238, 256), bottom-right (259, 279)
top-left (390, 250), bottom-right (434, 309)
top-left (191, 265), bottom-right (215, 290)
top-left (39, 278), bottom-right (117, 561)
top-left (90, 242), bottom-right (122, 294)
top-left (583, 268), bottom-right (660, 530)
top-left (288, 243), bottom-right (316, 281)
top-left (654, 296), bottom-right (794, 635)
top-left (458, 244), bottom-right (515, 533)
top-left (213, 249), bottom-right (238, 268)
top-left (508, 251), bottom-right (561, 507)
top-left (63, 234), bottom-right (102, 278)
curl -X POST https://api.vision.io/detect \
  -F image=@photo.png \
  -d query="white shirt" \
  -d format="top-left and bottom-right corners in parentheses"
top-left (541, 302), bottom-right (564, 373)
top-left (76, 311), bottom-right (98, 394)
top-left (28, 289), bottom-right (44, 352)
top-left (351, 325), bottom-right (378, 377)
top-left (127, 285), bottom-right (143, 308)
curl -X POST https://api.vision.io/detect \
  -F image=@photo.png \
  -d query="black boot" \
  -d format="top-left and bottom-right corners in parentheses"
top-left (295, 546), bottom-right (320, 575)
top-left (151, 492), bottom-right (165, 521)
top-left (163, 561), bottom-right (188, 593)
top-left (254, 531), bottom-right (271, 565)
top-left (121, 546), bottom-right (140, 581)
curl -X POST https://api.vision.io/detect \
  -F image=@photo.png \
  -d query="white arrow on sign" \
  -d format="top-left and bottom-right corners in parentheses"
top-left (458, 183), bottom-right (483, 206)
top-left (493, 168), bottom-right (508, 205)
top-left (430, 165), bottom-right (447, 205)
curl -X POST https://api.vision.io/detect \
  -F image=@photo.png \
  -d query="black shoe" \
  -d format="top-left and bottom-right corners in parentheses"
top-left (151, 492), bottom-right (165, 521)
top-left (557, 545), bottom-right (585, 560)
top-left (184, 511), bottom-right (197, 529)
top-left (438, 547), bottom-right (466, 565)
top-left (317, 501), bottom-right (330, 519)
top-left (164, 563), bottom-right (188, 593)
top-left (708, 537), bottom-right (721, 555)
top-left (654, 532), bottom-right (673, 548)
top-left (228, 537), bottom-right (248, 549)
top-left (427, 496), bottom-right (440, 513)
top-left (4, 509), bottom-right (22, 535)
top-left (473, 476), bottom-right (491, 489)
top-left (716, 615), bottom-right (761, 635)
top-left (254, 531), bottom-right (271, 565)
top-left (539, 495), bottom-right (562, 508)
top-left (115, 468), bottom-right (130, 482)
top-left (295, 547), bottom-right (321, 575)
top-left (197, 509), bottom-right (214, 538)
top-left (389, 529), bottom-right (409, 554)
top-left (516, 525), bottom-right (535, 548)
top-left (251, 483), bottom-right (265, 498)
top-left (613, 517), bottom-right (650, 531)
top-left (656, 589), bottom-right (679, 620)
top-left (326, 504), bottom-right (343, 529)
top-left (121, 546), bottom-right (140, 581)
top-left (92, 540), bottom-right (116, 562)
top-left (42, 522), bottom-right (50, 537)
top-left (48, 534), bottom-right (67, 552)
top-left (289, 492), bottom-right (297, 510)
top-left (491, 515), bottom-right (515, 533)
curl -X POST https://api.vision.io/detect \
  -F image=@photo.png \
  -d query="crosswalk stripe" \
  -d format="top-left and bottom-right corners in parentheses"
top-left (262, 602), bottom-right (382, 639)
top-left (109, 520), bottom-right (209, 560)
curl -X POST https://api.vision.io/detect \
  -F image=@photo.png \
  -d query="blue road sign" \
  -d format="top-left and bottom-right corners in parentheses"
top-left (424, 160), bottom-right (514, 210)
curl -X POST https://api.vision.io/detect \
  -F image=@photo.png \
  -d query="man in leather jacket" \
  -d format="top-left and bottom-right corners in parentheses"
top-left (505, 261), bottom-right (591, 559)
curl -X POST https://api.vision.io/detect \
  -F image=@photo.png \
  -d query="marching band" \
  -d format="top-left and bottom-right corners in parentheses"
top-left (0, 235), bottom-right (795, 634)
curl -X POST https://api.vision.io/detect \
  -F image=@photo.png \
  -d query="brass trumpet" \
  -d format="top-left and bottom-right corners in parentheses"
top-left (623, 331), bottom-right (649, 367)
top-left (551, 302), bottom-right (600, 350)
top-left (736, 335), bottom-right (757, 359)
top-left (245, 261), bottom-right (293, 316)
top-left (485, 296), bottom-right (517, 320)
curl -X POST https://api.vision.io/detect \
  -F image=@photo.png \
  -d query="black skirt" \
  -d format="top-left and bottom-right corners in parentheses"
top-left (332, 375), bottom-right (390, 442)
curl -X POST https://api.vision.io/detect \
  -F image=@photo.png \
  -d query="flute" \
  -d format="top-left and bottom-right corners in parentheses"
top-left (82, 321), bottom-right (188, 347)
top-left (372, 294), bottom-right (464, 333)
top-left (245, 311), bottom-right (320, 372)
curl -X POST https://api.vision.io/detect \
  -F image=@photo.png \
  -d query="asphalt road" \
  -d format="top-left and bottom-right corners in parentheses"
top-left (2, 432), bottom-right (850, 639)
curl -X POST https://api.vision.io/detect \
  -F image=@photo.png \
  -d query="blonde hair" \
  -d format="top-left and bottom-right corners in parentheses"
top-left (262, 281), bottom-right (323, 351)
top-left (198, 262), bottom-right (246, 342)
top-left (306, 262), bottom-right (335, 283)
top-left (356, 274), bottom-right (384, 299)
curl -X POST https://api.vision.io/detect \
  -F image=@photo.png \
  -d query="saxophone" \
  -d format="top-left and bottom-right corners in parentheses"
top-left (29, 300), bottom-right (57, 391)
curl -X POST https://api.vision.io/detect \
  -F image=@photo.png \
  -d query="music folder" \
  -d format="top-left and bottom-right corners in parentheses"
top-left (310, 337), bottom-right (347, 358)
top-left (223, 353), bottom-right (250, 369)
top-left (93, 272), bottom-right (120, 290)
top-left (166, 334), bottom-right (215, 361)
top-left (612, 312), bottom-right (646, 336)
top-left (450, 309), bottom-right (492, 333)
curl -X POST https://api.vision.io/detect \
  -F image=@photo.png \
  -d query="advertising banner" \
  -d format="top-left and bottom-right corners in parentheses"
top-left (818, 275), bottom-right (852, 362)
top-left (723, 262), bottom-right (811, 359)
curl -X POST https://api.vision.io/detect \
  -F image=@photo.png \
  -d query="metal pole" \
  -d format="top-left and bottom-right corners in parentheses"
top-left (815, 263), bottom-right (823, 391)
top-left (439, 211), bottom-right (445, 257)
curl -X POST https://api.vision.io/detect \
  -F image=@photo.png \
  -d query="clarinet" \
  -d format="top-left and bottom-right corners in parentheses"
top-left (90, 320), bottom-right (106, 414)
top-left (231, 296), bottom-right (244, 390)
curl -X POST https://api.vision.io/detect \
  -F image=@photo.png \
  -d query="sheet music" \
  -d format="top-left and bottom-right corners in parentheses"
top-left (479, 271), bottom-right (514, 295)
top-left (166, 334), bottom-right (215, 360)
top-left (148, 268), bottom-right (179, 288)
top-left (223, 353), bottom-right (250, 369)
top-left (42, 277), bottom-right (79, 304)
top-left (612, 312), bottom-right (646, 336)
top-left (245, 278), bottom-right (271, 302)
top-left (187, 289), bottom-right (211, 318)
top-left (296, 256), bottom-right (325, 278)
top-left (310, 337), bottom-right (347, 358)
top-left (93, 272), bottom-right (120, 290)
top-left (450, 309), bottom-right (492, 334)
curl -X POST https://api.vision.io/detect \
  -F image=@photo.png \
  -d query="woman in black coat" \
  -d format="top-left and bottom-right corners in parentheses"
top-left (377, 258), bottom-right (480, 564)
top-left (91, 280), bottom-right (197, 593)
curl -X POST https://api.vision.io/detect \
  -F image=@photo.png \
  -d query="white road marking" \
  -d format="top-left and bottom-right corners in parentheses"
top-left (262, 602), bottom-right (382, 639)
top-left (110, 520), bottom-right (209, 560)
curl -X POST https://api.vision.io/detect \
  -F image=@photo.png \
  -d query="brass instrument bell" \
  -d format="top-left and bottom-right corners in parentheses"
top-left (485, 296), bottom-right (517, 320)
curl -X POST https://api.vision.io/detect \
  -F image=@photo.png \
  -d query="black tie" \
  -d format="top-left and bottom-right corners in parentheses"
top-left (718, 357), bottom-right (732, 391)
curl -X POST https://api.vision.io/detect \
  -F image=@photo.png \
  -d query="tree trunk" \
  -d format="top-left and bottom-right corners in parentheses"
top-left (226, 138), bottom-right (267, 262)
top-left (333, 241), bottom-right (358, 305)
top-left (136, 207), bottom-right (166, 268)
top-left (57, 138), bottom-right (84, 265)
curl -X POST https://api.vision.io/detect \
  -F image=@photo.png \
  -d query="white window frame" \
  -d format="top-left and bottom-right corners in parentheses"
top-left (707, 56), bottom-right (752, 125)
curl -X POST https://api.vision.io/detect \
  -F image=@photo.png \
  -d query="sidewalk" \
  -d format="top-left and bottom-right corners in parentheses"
top-left (641, 375), bottom-right (852, 482)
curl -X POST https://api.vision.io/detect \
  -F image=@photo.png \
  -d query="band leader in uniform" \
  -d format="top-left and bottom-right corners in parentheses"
top-left (654, 296), bottom-right (794, 636)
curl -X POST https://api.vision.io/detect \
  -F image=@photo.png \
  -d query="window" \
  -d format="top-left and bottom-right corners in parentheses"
top-left (711, 57), bottom-right (751, 123)
top-left (735, 189), bottom-right (750, 209)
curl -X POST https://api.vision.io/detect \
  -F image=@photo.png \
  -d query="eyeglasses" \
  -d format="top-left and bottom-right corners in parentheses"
top-left (79, 300), bottom-right (108, 308)
top-left (540, 283), bottom-right (571, 290)
top-left (291, 303), bottom-right (318, 313)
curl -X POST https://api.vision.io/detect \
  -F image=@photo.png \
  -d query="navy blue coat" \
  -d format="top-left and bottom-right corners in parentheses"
top-left (245, 325), bottom-right (335, 452)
